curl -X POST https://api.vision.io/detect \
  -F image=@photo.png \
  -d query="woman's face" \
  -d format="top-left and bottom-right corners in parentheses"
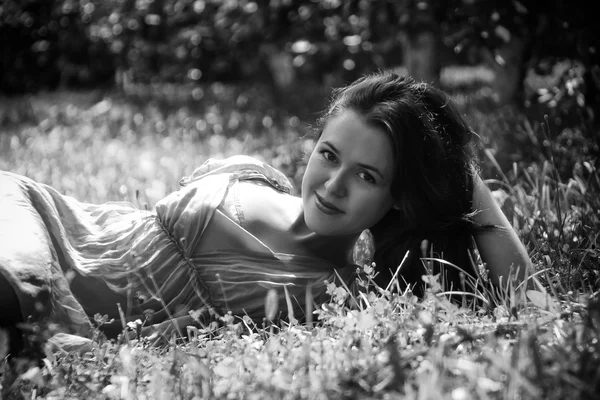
top-left (302, 109), bottom-right (397, 237)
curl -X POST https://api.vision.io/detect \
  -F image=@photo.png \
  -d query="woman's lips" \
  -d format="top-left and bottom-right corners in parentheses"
top-left (315, 193), bottom-right (344, 215)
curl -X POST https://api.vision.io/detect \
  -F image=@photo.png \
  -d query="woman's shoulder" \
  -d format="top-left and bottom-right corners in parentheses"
top-left (235, 179), bottom-right (301, 228)
top-left (179, 155), bottom-right (293, 193)
top-left (158, 155), bottom-right (296, 223)
top-left (213, 177), bottom-right (303, 256)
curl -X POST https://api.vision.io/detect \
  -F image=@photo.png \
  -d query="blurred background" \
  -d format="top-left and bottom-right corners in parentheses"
top-left (1, 0), bottom-right (597, 110)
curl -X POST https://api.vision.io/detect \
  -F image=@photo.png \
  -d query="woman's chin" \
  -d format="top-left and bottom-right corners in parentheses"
top-left (305, 215), bottom-right (338, 237)
top-left (303, 200), bottom-right (355, 237)
top-left (305, 214), bottom-right (355, 237)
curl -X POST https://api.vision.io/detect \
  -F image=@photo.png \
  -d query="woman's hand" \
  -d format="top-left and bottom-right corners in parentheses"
top-left (471, 175), bottom-right (531, 288)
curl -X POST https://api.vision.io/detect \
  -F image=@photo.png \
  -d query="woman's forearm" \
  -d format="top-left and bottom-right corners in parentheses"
top-left (472, 176), bottom-right (531, 287)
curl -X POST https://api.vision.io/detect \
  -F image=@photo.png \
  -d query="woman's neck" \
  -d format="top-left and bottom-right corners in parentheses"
top-left (290, 210), bottom-right (360, 266)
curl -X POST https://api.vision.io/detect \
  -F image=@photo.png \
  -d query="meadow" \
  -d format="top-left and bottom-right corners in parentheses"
top-left (0, 66), bottom-right (599, 399)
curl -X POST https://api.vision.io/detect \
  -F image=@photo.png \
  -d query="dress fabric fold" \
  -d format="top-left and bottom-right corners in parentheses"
top-left (0, 155), bottom-right (354, 339)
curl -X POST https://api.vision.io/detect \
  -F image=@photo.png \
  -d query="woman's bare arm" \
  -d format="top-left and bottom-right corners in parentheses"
top-left (471, 175), bottom-right (531, 287)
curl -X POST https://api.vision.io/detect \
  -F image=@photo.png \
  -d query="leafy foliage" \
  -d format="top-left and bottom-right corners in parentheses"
top-left (444, 0), bottom-right (599, 116)
top-left (0, 0), bottom-right (412, 93)
top-left (5, 0), bottom-right (596, 105)
top-left (0, 0), bottom-right (115, 93)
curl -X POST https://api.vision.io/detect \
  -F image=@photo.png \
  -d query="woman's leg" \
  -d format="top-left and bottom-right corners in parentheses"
top-left (0, 271), bottom-right (24, 357)
top-left (0, 175), bottom-right (55, 357)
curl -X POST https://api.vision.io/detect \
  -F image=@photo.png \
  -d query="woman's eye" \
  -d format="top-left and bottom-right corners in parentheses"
top-left (321, 150), bottom-right (337, 163)
top-left (358, 171), bottom-right (376, 184)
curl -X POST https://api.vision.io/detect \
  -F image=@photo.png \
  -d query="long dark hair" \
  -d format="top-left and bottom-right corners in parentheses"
top-left (317, 71), bottom-right (481, 296)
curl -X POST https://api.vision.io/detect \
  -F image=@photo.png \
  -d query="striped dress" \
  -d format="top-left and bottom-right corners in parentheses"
top-left (0, 156), bottom-right (355, 340)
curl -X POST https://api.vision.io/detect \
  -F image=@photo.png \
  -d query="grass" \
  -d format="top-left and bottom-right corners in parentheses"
top-left (0, 67), bottom-right (599, 399)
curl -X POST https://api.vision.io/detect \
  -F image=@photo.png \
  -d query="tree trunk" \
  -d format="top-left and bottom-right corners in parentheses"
top-left (481, 36), bottom-right (527, 105)
top-left (402, 30), bottom-right (442, 88)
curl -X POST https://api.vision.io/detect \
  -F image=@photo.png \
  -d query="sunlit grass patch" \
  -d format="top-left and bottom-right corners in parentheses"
top-left (0, 86), bottom-right (312, 204)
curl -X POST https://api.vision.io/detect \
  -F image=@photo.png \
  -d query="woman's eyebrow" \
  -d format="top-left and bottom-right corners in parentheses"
top-left (320, 140), bottom-right (339, 155)
top-left (322, 140), bottom-right (385, 180)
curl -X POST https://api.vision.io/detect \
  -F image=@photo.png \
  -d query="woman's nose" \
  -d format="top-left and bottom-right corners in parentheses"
top-left (324, 169), bottom-right (347, 198)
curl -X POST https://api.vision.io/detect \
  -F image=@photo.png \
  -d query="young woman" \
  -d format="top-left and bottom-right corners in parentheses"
top-left (0, 71), bottom-right (530, 346)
